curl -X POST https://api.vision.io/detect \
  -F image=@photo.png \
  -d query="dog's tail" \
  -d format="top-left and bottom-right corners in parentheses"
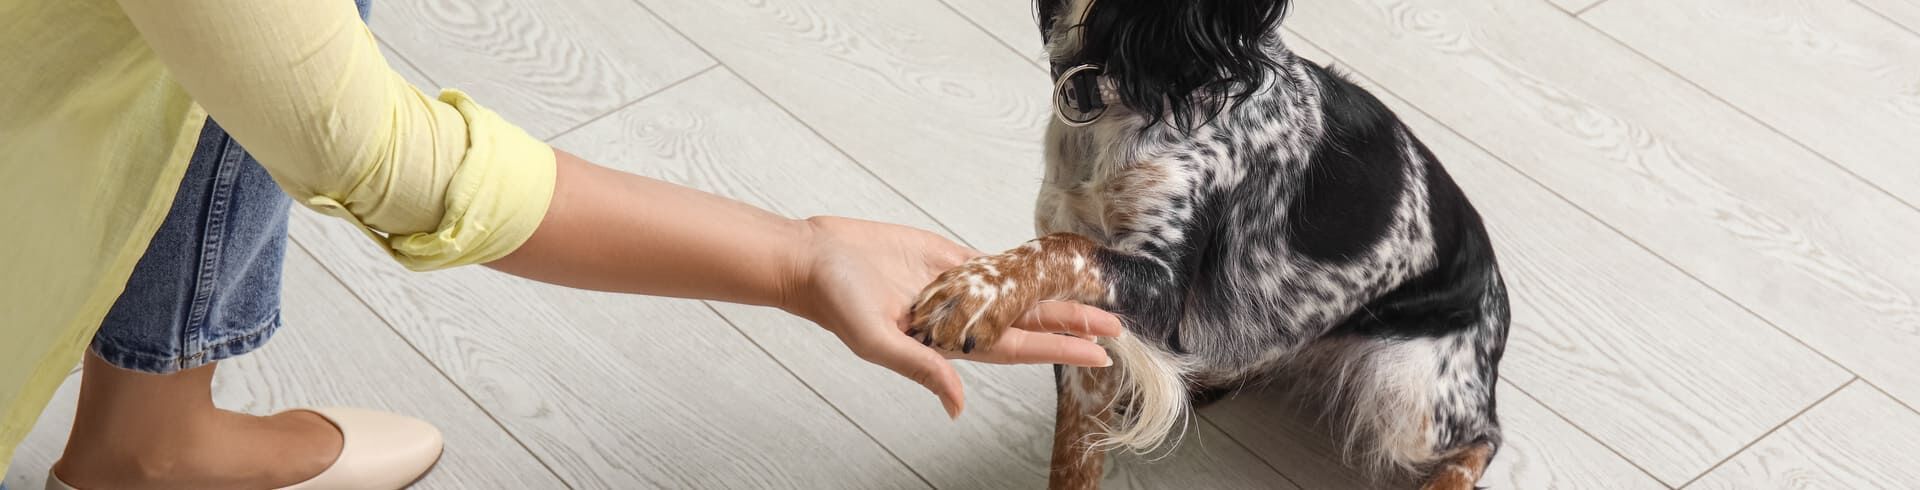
top-left (1090, 332), bottom-right (1195, 454)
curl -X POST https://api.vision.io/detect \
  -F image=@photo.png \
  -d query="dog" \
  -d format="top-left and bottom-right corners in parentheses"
top-left (906, 0), bottom-right (1510, 488)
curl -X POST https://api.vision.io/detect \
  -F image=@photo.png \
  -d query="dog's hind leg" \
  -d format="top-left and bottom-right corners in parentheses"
top-left (1282, 326), bottom-right (1504, 486)
top-left (1050, 365), bottom-right (1117, 490)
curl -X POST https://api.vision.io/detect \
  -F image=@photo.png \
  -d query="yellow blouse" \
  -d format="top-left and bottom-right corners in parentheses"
top-left (0, 0), bottom-right (557, 470)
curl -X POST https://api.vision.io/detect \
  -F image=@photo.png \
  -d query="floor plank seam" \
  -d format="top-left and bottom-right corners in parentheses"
top-left (1282, 32), bottom-right (1875, 486)
top-left (1566, 10), bottom-right (1920, 214)
top-left (22, 1), bottom-right (1909, 487)
top-left (286, 235), bottom-right (579, 490)
top-left (1859, 379), bottom-right (1920, 417)
top-left (1851, 0), bottom-right (1920, 39)
top-left (662, 24), bottom-right (1336, 488)
top-left (609, 8), bottom-right (1314, 484)
top-left (544, 63), bottom-right (722, 142)
top-left (958, 21), bottom-right (1642, 488)
top-left (619, 0), bottom-right (979, 248)
top-left (348, 2), bottom-right (1920, 486)
top-left (1502, 381), bottom-right (1674, 488)
top-left (660, 5), bottom-right (1359, 484)
top-left (620, 0), bottom-right (725, 77)
top-left (712, 65), bottom-right (979, 245)
top-left (1192, 414), bottom-right (1309, 489)
top-left (559, 4), bottom-right (1132, 485)
top-left (1284, 27), bottom-right (1870, 399)
top-left (639, 5), bottom-right (1341, 481)
top-left (1560, 9), bottom-right (1920, 409)
top-left (377, 37), bottom-right (443, 90)
top-left (691, 302), bottom-right (938, 489)
top-left (1572, 0), bottom-right (1612, 17)
top-left (1197, 412), bottom-right (1305, 484)
top-left (873, 20), bottom-right (1713, 485)
top-left (1673, 377), bottom-right (1859, 489)
top-left (930, 0), bottom-right (1048, 72)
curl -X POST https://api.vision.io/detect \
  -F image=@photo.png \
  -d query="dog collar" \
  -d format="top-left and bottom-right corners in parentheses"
top-left (1052, 63), bottom-right (1107, 127)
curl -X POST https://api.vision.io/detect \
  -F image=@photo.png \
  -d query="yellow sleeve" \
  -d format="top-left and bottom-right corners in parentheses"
top-left (115, 0), bottom-right (555, 271)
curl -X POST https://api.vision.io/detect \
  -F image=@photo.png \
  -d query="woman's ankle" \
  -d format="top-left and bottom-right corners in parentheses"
top-left (53, 410), bottom-right (341, 490)
top-left (55, 356), bottom-right (338, 489)
top-left (51, 450), bottom-right (188, 489)
top-left (53, 408), bottom-right (233, 488)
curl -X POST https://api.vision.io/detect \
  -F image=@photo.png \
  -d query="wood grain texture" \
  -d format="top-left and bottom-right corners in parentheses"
top-left (1206, 384), bottom-right (1665, 490)
top-left (1587, 0), bottom-right (1920, 210)
top-left (1691, 382), bottom-right (1920, 489)
top-left (1200, 390), bottom-right (1380, 490)
top-left (1393, 63), bottom-right (1849, 487)
top-left (1576, 7), bottom-right (1920, 415)
top-left (289, 213), bottom-right (924, 488)
top-left (1856, 0), bottom-right (1920, 34)
top-left (368, 0), bottom-right (714, 138)
top-left (1288, 0), bottom-right (1910, 481)
top-left (1194, 39), bottom-right (1700, 489)
top-left (632, 0), bottom-right (1056, 251)
top-left (5, 250), bottom-right (562, 489)
top-left (1473, 385), bottom-right (1664, 490)
top-left (551, 69), bottom-right (1294, 490)
top-left (938, 0), bottom-right (1050, 65)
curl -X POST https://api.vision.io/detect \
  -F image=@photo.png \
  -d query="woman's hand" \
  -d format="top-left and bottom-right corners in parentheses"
top-left (780, 217), bottom-right (1122, 419)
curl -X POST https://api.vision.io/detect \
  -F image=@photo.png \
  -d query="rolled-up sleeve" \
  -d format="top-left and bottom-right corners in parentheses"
top-left (116, 0), bottom-right (555, 270)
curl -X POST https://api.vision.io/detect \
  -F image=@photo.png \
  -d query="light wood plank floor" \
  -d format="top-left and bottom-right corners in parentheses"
top-left (9, 0), bottom-right (1916, 488)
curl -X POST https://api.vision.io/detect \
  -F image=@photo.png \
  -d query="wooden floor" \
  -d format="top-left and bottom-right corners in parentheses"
top-left (11, 0), bottom-right (1920, 488)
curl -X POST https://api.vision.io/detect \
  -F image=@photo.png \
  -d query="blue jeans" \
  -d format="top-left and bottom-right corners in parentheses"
top-left (90, 0), bottom-right (374, 374)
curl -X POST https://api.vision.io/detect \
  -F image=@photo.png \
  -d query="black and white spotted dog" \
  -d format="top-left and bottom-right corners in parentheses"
top-left (908, 0), bottom-right (1509, 488)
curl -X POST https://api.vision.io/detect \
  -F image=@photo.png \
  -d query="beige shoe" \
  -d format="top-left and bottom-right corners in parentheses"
top-left (278, 407), bottom-right (444, 490)
top-left (44, 407), bottom-right (442, 490)
top-left (43, 471), bottom-right (75, 490)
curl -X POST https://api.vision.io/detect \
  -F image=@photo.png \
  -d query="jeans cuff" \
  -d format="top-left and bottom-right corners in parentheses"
top-left (89, 311), bottom-right (284, 374)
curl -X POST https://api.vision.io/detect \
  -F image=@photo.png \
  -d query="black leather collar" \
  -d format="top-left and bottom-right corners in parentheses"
top-left (1052, 63), bottom-right (1107, 127)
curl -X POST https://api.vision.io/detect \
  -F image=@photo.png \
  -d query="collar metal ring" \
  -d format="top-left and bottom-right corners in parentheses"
top-left (1053, 63), bottom-right (1107, 127)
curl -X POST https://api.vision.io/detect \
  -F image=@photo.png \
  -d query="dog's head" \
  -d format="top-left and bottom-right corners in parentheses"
top-left (1037, 0), bottom-right (1290, 130)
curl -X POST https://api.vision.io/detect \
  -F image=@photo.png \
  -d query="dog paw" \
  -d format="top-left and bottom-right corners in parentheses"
top-left (909, 255), bottom-right (1026, 354)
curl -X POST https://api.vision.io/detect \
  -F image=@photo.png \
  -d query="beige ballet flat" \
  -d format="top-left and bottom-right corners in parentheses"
top-left (277, 407), bottom-right (443, 490)
top-left (41, 474), bottom-right (73, 490)
top-left (45, 407), bottom-right (442, 490)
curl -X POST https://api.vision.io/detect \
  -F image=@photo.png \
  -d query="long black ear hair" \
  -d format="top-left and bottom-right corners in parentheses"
top-left (1072, 0), bottom-right (1290, 130)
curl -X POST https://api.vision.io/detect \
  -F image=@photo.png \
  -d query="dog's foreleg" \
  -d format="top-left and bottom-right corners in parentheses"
top-left (908, 233), bottom-right (1118, 352)
top-left (907, 231), bottom-right (1197, 476)
top-left (1050, 365), bottom-right (1117, 490)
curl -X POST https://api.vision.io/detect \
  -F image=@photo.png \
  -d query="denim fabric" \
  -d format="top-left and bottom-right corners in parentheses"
top-left (89, 0), bottom-right (374, 374)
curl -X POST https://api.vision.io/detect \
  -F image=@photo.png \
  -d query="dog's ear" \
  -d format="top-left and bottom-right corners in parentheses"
top-left (1036, 0), bottom-right (1068, 39)
top-left (1078, 0), bottom-right (1290, 130)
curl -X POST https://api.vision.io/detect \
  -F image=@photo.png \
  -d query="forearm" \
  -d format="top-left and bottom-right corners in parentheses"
top-left (486, 150), bottom-right (810, 309)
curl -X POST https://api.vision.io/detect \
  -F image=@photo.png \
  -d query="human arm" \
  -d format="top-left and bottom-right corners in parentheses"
top-left (114, 0), bottom-right (1119, 416)
top-left (490, 152), bottom-right (1122, 417)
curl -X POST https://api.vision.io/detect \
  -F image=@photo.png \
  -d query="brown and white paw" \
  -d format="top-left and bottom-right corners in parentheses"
top-left (909, 234), bottom-right (1109, 354)
top-left (908, 254), bottom-right (1028, 354)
